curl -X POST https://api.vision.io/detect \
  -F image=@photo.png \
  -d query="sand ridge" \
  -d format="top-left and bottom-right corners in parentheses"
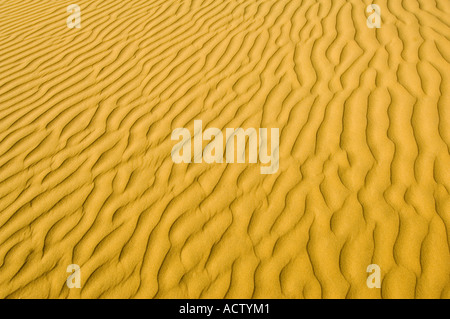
top-left (0, 0), bottom-right (449, 298)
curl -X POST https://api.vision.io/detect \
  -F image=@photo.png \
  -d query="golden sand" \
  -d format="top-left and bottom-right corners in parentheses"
top-left (0, 0), bottom-right (449, 299)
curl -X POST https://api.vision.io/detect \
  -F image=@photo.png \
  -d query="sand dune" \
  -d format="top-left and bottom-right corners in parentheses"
top-left (0, 0), bottom-right (449, 299)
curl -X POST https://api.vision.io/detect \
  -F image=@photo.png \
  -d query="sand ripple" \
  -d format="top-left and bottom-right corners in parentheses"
top-left (0, 0), bottom-right (449, 298)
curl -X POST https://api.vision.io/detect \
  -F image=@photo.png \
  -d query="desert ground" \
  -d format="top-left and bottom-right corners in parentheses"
top-left (0, 0), bottom-right (449, 298)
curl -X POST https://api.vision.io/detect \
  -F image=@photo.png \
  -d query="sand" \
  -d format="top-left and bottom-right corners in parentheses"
top-left (0, 0), bottom-right (449, 299)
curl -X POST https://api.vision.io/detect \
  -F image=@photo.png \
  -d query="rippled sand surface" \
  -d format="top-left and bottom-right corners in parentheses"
top-left (0, 0), bottom-right (449, 298)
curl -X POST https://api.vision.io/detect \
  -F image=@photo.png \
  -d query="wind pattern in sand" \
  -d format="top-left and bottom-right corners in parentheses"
top-left (0, 0), bottom-right (449, 298)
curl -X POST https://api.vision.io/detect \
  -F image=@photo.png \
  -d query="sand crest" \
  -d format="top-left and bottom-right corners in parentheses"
top-left (0, 0), bottom-right (449, 299)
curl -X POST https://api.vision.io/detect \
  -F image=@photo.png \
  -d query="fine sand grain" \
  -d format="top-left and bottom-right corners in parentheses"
top-left (0, 0), bottom-right (449, 298)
